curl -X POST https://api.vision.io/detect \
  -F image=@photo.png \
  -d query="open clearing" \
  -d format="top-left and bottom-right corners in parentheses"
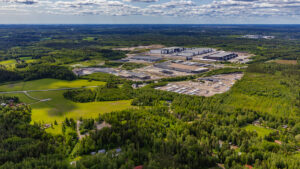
top-left (269, 60), bottom-right (298, 65)
top-left (0, 78), bottom-right (105, 92)
top-left (242, 124), bottom-right (274, 138)
top-left (0, 78), bottom-right (131, 135)
top-left (3, 90), bottom-right (132, 135)
top-left (0, 57), bottom-right (36, 68)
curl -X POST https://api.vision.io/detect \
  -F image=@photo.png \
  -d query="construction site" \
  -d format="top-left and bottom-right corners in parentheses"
top-left (155, 73), bottom-right (244, 97)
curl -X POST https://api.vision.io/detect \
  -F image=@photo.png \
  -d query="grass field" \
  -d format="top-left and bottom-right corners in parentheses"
top-left (0, 59), bottom-right (17, 68)
top-left (0, 57), bottom-right (35, 69)
top-left (3, 90), bottom-right (132, 135)
top-left (0, 78), bottom-right (106, 92)
top-left (242, 124), bottom-right (274, 138)
top-left (0, 78), bottom-right (131, 135)
top-left (269, 59), bottom-right (298, 65)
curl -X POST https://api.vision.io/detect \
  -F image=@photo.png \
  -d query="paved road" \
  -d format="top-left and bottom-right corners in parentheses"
top-left (0, 86), bottom-right (99, 94)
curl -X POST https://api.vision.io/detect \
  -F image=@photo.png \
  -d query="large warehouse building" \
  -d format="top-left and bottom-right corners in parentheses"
top-left (131, 55), bottom-right (163, 62)
top-left (150, 47), bottom-right (213, 56)
top-left (178, 48), bottom-right (213, 57)
top-left (150, 47), bottom-right (185, 54)
top-left (204, 52), bottom-right (238, 61)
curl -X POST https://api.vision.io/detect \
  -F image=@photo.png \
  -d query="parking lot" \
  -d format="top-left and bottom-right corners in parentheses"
top-left (155, 73), bottom-right (244, 96)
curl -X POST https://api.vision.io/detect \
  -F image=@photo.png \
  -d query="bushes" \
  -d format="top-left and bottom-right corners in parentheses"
top-left (63, 89), bottom-right (96, 103)
top-left (23, 64), bottom-right (76, 81)
top-left (0, 64), bottom-right (76, 84)
top-left (63, 83), bottom-right (134, 103)
top-left (0, 69), bottom-right (22, 83)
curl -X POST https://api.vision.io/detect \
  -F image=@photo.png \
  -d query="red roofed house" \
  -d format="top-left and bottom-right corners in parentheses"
top-left (275, 140), bottom-right (282, 145)
top-left (245, 164), bottom-right (253, 169)
top-left (134, 165), bottom-right (143, 169)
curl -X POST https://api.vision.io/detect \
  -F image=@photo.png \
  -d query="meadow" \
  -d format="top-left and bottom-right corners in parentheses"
top-left (0, 78), bottom-right (106, 92)
top-left (4, 90), bottom-right (132, 135)
top-left (0, 59), bottom-right (16, 68)
top-left (0, 78), bottom-right (132, 134)
top-left (242, 124), bottom-right (274, 138)
top-left (0, 57), bottom-right (35, 68)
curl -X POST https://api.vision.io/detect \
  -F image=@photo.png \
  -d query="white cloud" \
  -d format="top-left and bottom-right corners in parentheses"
top-left (123, 0), bottom-right (158, 2)
top-left (2, 0), bottom-right (300, 18)
top-left (2, 0), bottom-right (38, 4)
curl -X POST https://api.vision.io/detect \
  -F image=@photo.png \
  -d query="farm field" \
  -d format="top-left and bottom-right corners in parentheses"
top-left (0, 57), bottom-right (35, 68)
top-left (0, 78), bottom-right (129, 135)
top-left (269, 59), bottom-right (298, 65)
top-left (0, 78), bottom-right (105, 92)
top-left (242, 124), bottom-right (274, 138)
top-left (3, 90), bottom-right (132, 135)
top-left (0, 59), bottom-right (17, 68)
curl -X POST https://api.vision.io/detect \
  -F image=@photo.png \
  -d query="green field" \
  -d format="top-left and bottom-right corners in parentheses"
top-left (0, 59), bottom-right (17, 68)
top-left (3, 90), bottom-right (132, 135)
top-left (0, 78), bottom-right (132, 135)
top-left (0, 57), bottom-right (35, 68)
top-left (242, 124), bottom-right (274, 138)
top-left (0, 78), bottom-right (106, 92)
top-left (82, 37), bottom-right (96, 41)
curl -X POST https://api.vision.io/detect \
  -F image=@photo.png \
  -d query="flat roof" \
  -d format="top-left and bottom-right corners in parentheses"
top-left (209, 52), bottom-right (234, 58)
top-left (183, 48), bottom-right (212, 53)
top-left (131, 55), bottom-right (162, 59)
top-left (162, 47), bottom-right (183, 50)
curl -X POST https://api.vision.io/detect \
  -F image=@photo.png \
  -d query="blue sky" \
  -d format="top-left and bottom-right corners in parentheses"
top-left (1, 0), bottom-right (300, 24)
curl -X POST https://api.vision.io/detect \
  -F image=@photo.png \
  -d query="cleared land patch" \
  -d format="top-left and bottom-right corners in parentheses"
top-left (269, 60), bottom-right (298, 65)
top-left (0, 78), bottom-right (105, 92)
top-left (0, 78), bottom-right (130, 135)
top-left (3, 90), bottom-right (132, 135)
top-left (242, 124), bottom-right (274, 138)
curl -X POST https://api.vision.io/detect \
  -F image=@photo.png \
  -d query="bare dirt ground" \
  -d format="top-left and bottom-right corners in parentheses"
top-left (229, 52), bottom-right (254, 63)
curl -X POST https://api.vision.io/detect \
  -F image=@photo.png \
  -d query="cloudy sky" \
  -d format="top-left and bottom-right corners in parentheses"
top-left (1, 0), bottom-right (300, 24)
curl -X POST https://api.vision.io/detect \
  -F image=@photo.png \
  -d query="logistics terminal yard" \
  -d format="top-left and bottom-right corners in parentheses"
top-left (72, 46), bottom-right (250, 96)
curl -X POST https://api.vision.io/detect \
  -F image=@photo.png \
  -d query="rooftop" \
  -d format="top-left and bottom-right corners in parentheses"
top-left (208, 52), bottom-right (234, 58)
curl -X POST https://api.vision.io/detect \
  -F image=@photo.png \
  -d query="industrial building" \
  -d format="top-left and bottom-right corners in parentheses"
top-left (131, 55), bottom-right (163, 62)
top-left (154, 62), bottom-right (209, 74)
top-left (243, 35), bottom-right (275, 39)
top-left (150, 47), bottom-right (185, 54)
top-left (150, 47), bottom-right (213, 56)
top-left (178, 48), bottom-right (213, 57)
top-left (204, 52), bottom-right (238, 61)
